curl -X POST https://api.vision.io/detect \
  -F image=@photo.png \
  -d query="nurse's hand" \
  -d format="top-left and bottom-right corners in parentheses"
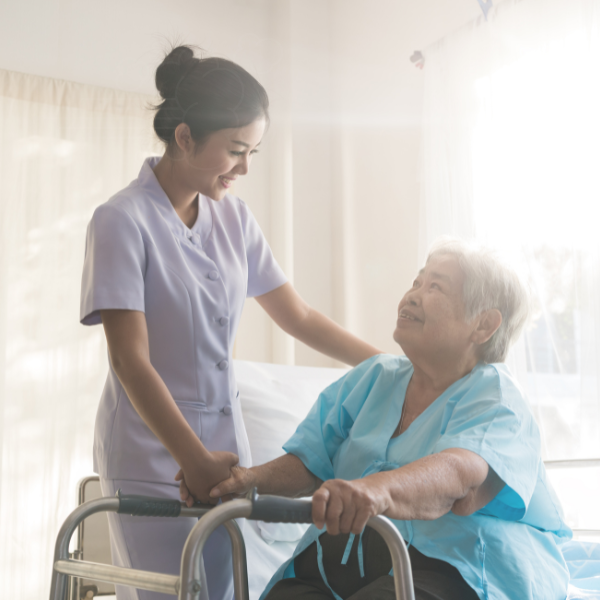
top-left (176, 450), bottom-right (239, 506)
top-left (311, 478), bottom-right (389, 536)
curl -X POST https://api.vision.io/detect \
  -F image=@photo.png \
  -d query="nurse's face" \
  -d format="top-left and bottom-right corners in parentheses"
top-left (179, 118), bottom-right (265, 201)
top-left (393, 255), bottom-right (477, 367)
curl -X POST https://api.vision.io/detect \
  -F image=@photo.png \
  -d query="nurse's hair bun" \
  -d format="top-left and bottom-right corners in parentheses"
top-left (152, 44), bottom-right (270, 147)
top-left (155, 45), bottom-right (196, 100)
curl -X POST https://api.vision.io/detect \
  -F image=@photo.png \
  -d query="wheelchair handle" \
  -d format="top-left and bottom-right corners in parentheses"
top-left (248, 488), bottom-right (313, 523)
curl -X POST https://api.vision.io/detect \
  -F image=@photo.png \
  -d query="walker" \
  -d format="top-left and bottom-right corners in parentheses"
top-left (49, 489), bottom-right (416, 600)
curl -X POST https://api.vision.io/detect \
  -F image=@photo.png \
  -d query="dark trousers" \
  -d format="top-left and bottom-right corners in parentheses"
top-left (265, 529), bottom-right (479, 600)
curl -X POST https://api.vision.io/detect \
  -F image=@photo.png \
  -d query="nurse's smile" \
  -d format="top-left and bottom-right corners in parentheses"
top-left (219, 176), bottom-right (237, 188)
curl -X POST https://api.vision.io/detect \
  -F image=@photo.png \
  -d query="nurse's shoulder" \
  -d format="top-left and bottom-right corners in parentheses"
top-left (87, 159), bottom-right (166, 242)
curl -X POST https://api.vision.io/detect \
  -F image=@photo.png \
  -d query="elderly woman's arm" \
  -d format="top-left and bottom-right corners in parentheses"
top-left (312, 448), bottom-right (505, 535)
top-left (178, 453), bottom-right (322, 507)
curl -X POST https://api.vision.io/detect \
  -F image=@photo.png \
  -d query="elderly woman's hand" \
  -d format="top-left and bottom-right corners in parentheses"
top-left (312, 477), bottom-right (391, 535)
top-left (175, 464), bottom-right (255, 507)
top-left (209, 465), bottom-right (257, 500)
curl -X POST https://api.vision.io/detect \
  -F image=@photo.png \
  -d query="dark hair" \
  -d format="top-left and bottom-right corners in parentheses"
top-left (153, 45), bottom-right (269, 146)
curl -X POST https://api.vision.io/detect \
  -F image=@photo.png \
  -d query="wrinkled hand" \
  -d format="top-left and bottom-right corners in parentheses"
top-left (312, 477), bottom-right (390, 535)
top-left (174, 450), bottom-right (239, 506)
top-left (177, 464), bottom-right (257, 507)
top-left (209, 465), bottom-right (256, 500)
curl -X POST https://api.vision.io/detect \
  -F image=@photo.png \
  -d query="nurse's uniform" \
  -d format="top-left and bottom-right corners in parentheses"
top-left (80, 156), bottom-right (287, 600)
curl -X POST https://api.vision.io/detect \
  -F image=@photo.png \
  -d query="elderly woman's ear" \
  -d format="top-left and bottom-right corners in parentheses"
top-left (470, 309), bottom-right (502, 347)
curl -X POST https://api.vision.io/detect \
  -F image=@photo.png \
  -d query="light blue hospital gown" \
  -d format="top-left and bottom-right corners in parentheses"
top-left (261, 354), bottom-right (572, 600)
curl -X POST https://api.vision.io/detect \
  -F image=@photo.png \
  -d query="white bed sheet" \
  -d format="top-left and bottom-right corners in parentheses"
top-left (234, 359), bottom-right (348, 599)
top-left (243, 520), bottom-right (298, 600)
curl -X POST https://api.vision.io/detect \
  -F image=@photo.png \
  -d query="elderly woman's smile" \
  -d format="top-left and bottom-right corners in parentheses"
top-left (392, 254), bottom-right (494, 384)
top-left (397, 308), bottom-right (421, 323)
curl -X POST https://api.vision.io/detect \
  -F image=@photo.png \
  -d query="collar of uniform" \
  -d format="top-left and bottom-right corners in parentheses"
top-left (137, 156), bottom-right (195, 240)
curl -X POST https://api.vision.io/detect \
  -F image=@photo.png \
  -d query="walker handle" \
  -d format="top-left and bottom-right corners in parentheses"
top-left (248, 488), bottom-right (313, 523)
top-left (116, 490), bottom-right (182, 517)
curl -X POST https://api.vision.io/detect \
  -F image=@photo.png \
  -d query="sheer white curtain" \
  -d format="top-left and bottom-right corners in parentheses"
top-left (419, 0), bottom-right (600, 530)
top-left (0, 69), bottom-right (161, 599)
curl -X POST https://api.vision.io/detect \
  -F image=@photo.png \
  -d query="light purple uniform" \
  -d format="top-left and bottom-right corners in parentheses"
top-left (80, 156), bottom-right (286, 600)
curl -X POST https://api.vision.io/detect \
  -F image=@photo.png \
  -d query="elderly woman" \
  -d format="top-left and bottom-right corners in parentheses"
top-left (180, 239), bottom-right (572, 600)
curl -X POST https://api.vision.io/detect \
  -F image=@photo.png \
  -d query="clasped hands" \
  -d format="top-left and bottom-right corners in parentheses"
top-left (175, 453), bottom-right (391, 535)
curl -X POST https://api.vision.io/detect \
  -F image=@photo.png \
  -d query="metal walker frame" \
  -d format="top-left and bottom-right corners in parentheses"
top-left (49, 490), bottom-right (416, 600)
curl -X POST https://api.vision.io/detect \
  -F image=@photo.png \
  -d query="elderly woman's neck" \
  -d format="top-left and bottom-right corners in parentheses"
top-left (410, 354), bottom-right (480, 397)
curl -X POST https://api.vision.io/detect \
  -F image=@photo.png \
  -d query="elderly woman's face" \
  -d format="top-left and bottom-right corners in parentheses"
top-left (393, 254), bottom-right (475, 362)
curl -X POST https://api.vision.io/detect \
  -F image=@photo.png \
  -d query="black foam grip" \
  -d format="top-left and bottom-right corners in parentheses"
top-left (249, 490), bottom-right (313, 523)
top-left (116, 492), bottom-right (182, 517)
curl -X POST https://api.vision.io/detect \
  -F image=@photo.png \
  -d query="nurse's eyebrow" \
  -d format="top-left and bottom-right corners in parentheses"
top-left (231, 140), bottom-right (262, 148)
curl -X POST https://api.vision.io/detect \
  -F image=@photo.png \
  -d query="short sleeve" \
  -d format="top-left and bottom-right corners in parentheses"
top-left (80, 204), bottom-right (146, 325)
top-left (239, 200), bottom-right (287, 298)
top-left (433, 367), bottom-right (541, 521)
top-left (283, 356), bottom-right (382, 482)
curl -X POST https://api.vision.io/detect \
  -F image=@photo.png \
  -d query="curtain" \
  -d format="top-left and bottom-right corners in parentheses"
top-left (419, 0), bottom-right (600, 530)
top-left (0, 69), bottom-right (161, 599)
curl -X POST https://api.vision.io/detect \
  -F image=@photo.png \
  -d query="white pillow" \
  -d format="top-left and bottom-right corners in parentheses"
top-left (234, 360), bottom-right (348, 467)
top-left (234, 360), bottom-right (348, 544)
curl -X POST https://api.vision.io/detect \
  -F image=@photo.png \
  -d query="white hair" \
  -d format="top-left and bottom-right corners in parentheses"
top-left (426, 238), bottom-right (530, 364)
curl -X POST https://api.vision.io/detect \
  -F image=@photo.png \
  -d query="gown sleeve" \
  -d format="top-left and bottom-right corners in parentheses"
top-left (239, 199), bottom-right (287, 298)
top-left (283, 356), bottom-right (382, 482)
top-left (80, 203), bottom-right (146, 326)
top-left (432, 365), bottom-right (541, 521)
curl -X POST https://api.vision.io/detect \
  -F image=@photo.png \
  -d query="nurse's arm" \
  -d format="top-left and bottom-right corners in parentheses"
top-left (312, 448), bottom-right (505, 535)
top-left (256, 283), bottom-right (382, 367)
top-left (100, 309), bottom-right (239, 503)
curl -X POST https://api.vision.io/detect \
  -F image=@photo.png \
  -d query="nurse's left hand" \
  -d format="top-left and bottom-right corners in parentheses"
top-left (175, 450), bottom-right (239, 506)
top-left (312, 477), bottom-right (390, 535)
top-left (175, 470), bottom-right (195, 507)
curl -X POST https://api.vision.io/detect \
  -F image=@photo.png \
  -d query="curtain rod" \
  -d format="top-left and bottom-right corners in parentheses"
top-left (409, 0), bottom-right (495, 70)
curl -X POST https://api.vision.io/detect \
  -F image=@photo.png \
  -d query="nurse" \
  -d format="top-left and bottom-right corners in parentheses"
top-left (80, 45), bottom-right (381, 600)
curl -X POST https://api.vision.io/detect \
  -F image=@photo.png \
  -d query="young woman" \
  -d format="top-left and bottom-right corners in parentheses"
top-left (80, 45), bottom-right (381, 600)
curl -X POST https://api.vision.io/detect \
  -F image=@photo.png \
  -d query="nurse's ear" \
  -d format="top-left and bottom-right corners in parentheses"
top-left (173, 123), bottom-right (195, 156)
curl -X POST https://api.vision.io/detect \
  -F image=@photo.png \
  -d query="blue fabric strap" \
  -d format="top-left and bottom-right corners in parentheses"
top-left (338, 531), bottom-right (366, 578)
top-left (316, 530), bottom-right (367, 598)
top-left (316, 536), bottom-right (344, 600)
top-left (357, 530), bottom-right (365, 578)
top-left (341, 533), bottom-right (355, 565)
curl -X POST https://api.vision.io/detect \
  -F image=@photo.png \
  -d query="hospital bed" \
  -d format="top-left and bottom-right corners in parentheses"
top-left (50, 360), bottom-right (600, 600)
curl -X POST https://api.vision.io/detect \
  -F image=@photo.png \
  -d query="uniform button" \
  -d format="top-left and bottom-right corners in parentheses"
top-left (191, 234), bottom-right (200, 245)
top-left (218, 316), bottom-right (229, 326)
top-left (218, 360), bottom-right (229, 371)
top-left (222, 406), bottom-right (232, 416)
top-left (208, 270), bottom-right (220, 281)
top-left (186, 231), bottom-right (193, 240)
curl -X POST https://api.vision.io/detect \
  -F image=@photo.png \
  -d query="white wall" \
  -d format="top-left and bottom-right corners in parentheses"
top-left (239, 0), bottom-right (488, 366)
top-left (0, 0), bottom-right (271, 95)
top-left (0, 0), bottom-right (487, 366)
